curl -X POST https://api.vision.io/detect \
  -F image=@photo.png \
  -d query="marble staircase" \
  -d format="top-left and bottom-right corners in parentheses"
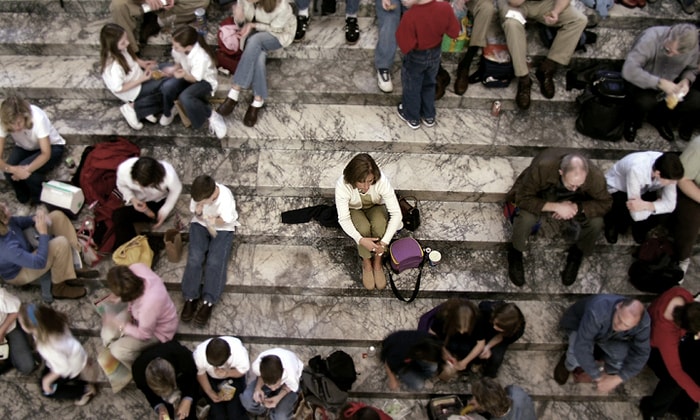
top-left (1, 0), bottom-right (700, 419)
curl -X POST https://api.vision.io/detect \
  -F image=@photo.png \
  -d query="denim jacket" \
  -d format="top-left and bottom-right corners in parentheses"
top-left (560, 294), bottom-right (651, 381)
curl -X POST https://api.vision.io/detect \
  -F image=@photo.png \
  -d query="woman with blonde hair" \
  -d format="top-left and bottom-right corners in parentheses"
top-left (0, 95), bottom-right (65, 204)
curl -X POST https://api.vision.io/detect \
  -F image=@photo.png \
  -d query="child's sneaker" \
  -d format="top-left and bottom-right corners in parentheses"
top-left (397, 104), bottom-right (420, 129)
top-left (159, 106), bottom-right (178, 126)
top-left (377, 69), bottom-right (393, 93)
top-left (345, 17), bottom-right (360, 44)
top-left (422, 117), bottom-right (436, 127)
top-left (208, 111), bottom-right (227, 139)
top-left (119, 104), bottom-right (143, 130)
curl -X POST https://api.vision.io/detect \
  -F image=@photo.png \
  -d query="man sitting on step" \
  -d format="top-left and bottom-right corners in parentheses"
top-left (621, 23), bottom-right (700, 142)
top-left (505, 149), bottom-right (611, 287)
top-left (110, 0), bottom-right (210, 54)
top-left (497, 0), bottom-right (587, 110)
top-left (554, 295), bottom-right (650, 394)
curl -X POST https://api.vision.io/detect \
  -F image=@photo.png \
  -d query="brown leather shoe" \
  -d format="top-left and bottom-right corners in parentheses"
top-left (180, 299), bottom-right (198, 323)
top-left (193, 301), bottom-right (213, 327)
top-left (435, 66), bottom-right (450, 100)
top-left (75, 268), bottom-right (99, 278)
top-left (243, 104), bottom-right (262, 127)
top-left (553, 353), bottom-right (570, 385)
top-left (516, 76), bottom-right (532, 110)
top-left (454, 65), bottom-right (469, 96)
top-left (536, 59), bottom-right (557, 99)
top-left (217, 97), bottom-right (238, 117)
top-left (52, 282), bottom-right (87, 299)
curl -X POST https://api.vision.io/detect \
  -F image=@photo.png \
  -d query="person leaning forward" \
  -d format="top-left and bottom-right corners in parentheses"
top-left (505, 149), bottom-right (612, 287)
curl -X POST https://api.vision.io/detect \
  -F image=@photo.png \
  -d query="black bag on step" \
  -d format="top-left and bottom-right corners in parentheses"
top-left (628, 237), bottom-right (684, 293)
top-left (575, 70), bottom-right (627, 141)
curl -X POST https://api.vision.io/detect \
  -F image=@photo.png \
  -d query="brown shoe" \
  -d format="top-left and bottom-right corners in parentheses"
top-left (180, 298), bottom-right (199, 323)
top-left (535, 58), bottom-right (557, 99)
top-left (193, 301), bottom-right (213, 327)
top-left (573, 367), bottom-right (594, 383)
top-left (373, 269), bottom-right (386, 290)
top-left (435, 66), bottom-right (450, 100)
top-left (75, 268), bottom-right (99, 279)
top-left (516, 76), bottom-right (532, 110)
top-left (243, 104), bottom-right (262, 127)
top-left (454, 65), bottom-right (469, 96)
top-left (553, 353), bottom-right (570, 385)
top-left (217, 97), bottom-right (238, 117)
top-left (52, 282), bottom-right (87, 299)
top-left (362, 268), bottom-right (375, 290)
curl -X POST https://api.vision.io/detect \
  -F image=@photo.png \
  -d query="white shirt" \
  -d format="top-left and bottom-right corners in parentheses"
top-left (334, 171), bottom-right (403, 244)
top-left (0, 105), bottom-right (65, 149)
top-left (193, 336), bottom-right (250, 379)
top-left (251, 348), bottom-right (304, 392)
top-left (102, 52), bottom-right (144, 103)
top-left (36, 330), bottom-right (87, 379)
top-left (171, 42), bottom-right (218, 94)
top-left (0, 288), bottom-right (20, 334)
top-left (190, 183), bottom-right (241, 232)
top-left (605, 151), bottom-right (678, 220)
top-left (116, 157), bottom-right (183, 222)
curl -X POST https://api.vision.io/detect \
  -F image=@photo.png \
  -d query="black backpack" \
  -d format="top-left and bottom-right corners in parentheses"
top-left (575, 70), bottom-right (627, 141)
top-left (469, 56), bottom-right (514, 88)
top-left (539, 24), bottom-right (598, 53)
top-left (628, 237), bottom-right (684, 293)
top-left (301, 351), bottom-right (357, 413)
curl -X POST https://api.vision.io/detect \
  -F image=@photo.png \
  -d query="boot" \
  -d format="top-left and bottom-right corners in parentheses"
top-left (516, 76), bottom-right (532, 110)
top-left (436, 65), bottom-right (451, 100)
top-left (507, 245), bottom-right (525, 287)
top-left (561, 246), bottom-right (584, 286)
top-left (536, 58), bottom-right (557, 99)
top-left (139, 12), bottom-right (161, 45)
top-left (454, 46), bottom-right (478, 95)
top-left (52, 281), bottom-right (87, 299)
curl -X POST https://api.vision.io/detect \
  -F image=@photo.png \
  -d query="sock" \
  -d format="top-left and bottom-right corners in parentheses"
top-left (252, 99), bottom-right (264, 108)
top-left (346, 14), bottom-right (357, 18)
top-left (228, 89), bottom-right (240, 101)
top-left (299, 8), bottom-right (309, 17)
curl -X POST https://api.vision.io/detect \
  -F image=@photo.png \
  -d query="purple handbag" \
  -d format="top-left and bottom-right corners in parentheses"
top-left (386, 237), bottom-right (425, 303)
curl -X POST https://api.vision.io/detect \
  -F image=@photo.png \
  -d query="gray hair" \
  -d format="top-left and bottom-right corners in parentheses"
top-left (666, 24), bottom-right (699, 55)
top-left (560, 153), bottom-right (589, 175)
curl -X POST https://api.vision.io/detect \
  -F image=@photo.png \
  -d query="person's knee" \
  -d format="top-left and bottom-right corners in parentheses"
top-left (586, 216), bottom-right (604, 232)
top-left (48, 236), bottom-right (72, 258)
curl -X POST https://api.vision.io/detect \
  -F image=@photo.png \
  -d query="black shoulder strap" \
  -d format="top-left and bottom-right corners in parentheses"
top-left (385, 259), bottom-right (424, 303)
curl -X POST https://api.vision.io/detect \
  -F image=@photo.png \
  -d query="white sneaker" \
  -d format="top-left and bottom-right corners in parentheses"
top-left (377, 69), bottom-right (393, 93)
top-left (159, 106), bottom-right (178, 126)
top-left (144, 114), bottom-right (158, 124)
top-left (209, 111), bottom-right (227, 139)
top-left (119, 104), bottom-right (143, 130)
top-left (679, 258), bottom-right (690, 274)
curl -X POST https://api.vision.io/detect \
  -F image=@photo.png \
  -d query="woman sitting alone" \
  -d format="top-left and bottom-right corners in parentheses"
top-left (335, 153), bottom-right (402, 290)
top-left (0, 95), bottom-right (65, 204)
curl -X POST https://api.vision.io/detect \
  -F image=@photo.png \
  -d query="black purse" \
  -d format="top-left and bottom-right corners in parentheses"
top-left (397, 195), bottom-right (420, 231)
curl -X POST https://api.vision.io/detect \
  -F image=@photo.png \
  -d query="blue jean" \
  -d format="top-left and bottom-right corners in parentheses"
top-left (133, 78), bottom-right (165, 120)
top-left (3, 145), bottom-right (64, 203)
top-left (160, 78), bottom-right (213, 128)
top-left (374, 0), bottom-right (401, 70)
top-left (232, 32), bottom-right (283, 100)
top-left (181, 223), bottom-right (234, 304)
top-left (205, 375), bottom-right (247, 420)
top-left (295, 0), bottom-right (358, 14)
top-left (400, 47), bottom-right (441, 122)
top-left (397, 360), bottom-right (438, 390)
top-left (241, 380), bottom-right (298, 420)
top-left (7, 327), bottom-right (35, 374)
top-left (565, 331), bottom-right (626, 375)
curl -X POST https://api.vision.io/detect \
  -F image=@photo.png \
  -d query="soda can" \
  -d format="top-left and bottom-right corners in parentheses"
top-left (491, 100), bottom-right (502, 117)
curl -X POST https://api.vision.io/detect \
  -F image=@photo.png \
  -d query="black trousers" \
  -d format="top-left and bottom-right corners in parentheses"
top-left (604, 191), bottom-right (667, 243)
top-left (625, 83), bottom-right (700, 129)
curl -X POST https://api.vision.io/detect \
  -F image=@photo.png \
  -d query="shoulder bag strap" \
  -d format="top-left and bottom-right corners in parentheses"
top-left (384, 259), bottom-right (424, 303)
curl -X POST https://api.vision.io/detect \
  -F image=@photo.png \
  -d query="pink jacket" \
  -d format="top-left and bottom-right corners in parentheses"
top-left (124, 263), bottom-right (178, 342)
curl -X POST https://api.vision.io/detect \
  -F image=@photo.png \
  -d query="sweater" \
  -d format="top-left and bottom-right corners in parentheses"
top-left (123, 263), bottom-right (178, 343)
top-left (240, 0), bottom-right (296, 48)
top-left (396, 0), bottom-right (460, 55)
top-left (0, 216), bottom-right (50, 280)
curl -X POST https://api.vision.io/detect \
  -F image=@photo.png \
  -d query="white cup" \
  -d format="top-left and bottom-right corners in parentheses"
top-left (428, 250), bottom-right (441, 266)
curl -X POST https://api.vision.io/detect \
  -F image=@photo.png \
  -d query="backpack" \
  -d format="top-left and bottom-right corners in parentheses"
top-left (75, 138), bottom-right (140, 252)
top-left (628, 237), bottom-right (684, 293)
top-left (216, 17), bottom-right (242, 75)
top-left (469, 44), bottom-right (514, 88)
top-left (301, 351), bottom-right (357, 414)
top-left (539, 24), bottom-right (598, 53)
top-left (575, 70), bottom-right (627, 141)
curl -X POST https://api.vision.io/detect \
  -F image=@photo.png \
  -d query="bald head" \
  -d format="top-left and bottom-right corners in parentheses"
top-left (559, 154), bottom-right (589, 192)
top-left (612, 299), bottom-right (644, 332)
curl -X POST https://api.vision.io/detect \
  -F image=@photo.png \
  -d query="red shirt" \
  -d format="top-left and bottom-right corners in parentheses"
top-left (341, 402), bottom-right (392, 420)
top-left (648, 286), bottom-right (700, 401)
top-left (396, 0), bottom-right (461, 55)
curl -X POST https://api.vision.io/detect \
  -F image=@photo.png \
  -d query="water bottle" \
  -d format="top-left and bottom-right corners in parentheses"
top-left (194, 8), bottom-right (207, 37)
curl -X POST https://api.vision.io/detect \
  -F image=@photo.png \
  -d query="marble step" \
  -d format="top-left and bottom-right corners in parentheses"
top-left (23, 100), bottom-right (682, 155)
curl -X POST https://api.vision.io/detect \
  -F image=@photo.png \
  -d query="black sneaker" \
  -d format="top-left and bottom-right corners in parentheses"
top-left (507, 246), bottom-right (525, 287)
top-left (345, 17), bottom-right (360, 44)
top-left (295, 15), bottom-right (309, 42)
top-left (561, 246), bottom-right (583, 286)
top-left (397, 104), bottom-right (420, 129)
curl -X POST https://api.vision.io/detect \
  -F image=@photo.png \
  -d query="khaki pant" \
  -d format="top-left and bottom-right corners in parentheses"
top-left (350, 205), bottom-right (388, 259)
top-left (109, 0), bottom-right (211, 52)
top-left (468, 0), bottom-right (496, 48)
top-left (498, 0), bottom-right (586, 76)
top-left (6, 211), bottom-right (78, 286)
top-left (107, 335), bottom-right (159, 369)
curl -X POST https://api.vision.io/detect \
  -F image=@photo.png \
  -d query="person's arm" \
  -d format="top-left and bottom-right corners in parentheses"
top-left (5, 217), bottom-right (51, 270)
top-left (624, 165), bottom-right (655, 221)
top-left (197, 373), bottom-right (223, 403)
top-left (650, 184), bottom-right (678, 216)
top-left (6, 137), bottom-right (51, 181)
top-left (335, 181), bottom-right (365, 244)
top-left (616, 319), bottom-right (651, 382)
top-left (116, 161), bottom-right (137, 205)
top-left (121, 287), bottom-right (165, 340)
top-left (455, 339), bottom-right (486, 371)
top-left (264, 384), bottom-right (291, 408)
top-left (656, 330), bottom-right (700, 401)
top-left (377, 177), bottom-right (402, 246)
top-left (573, 311), bottom-right (606, 380)
top-left (41, 370), bottom-right (61, 394)
top-left (480, 334), bottom-right (504, 359)
top-left (0, 312), bottom-right (18, 344)
top-left (679, 178), bottom-right (700, 203)
top-left (154, 163), bottom-right (182, 228)
top-left (580, 169), bottom-right (613, 218)
top-left (384, 362), bottom-right (400, 391)
top-left (253, 0), bottom-right (293, 35)
top-left (622, 31), bottom-right (663, 90)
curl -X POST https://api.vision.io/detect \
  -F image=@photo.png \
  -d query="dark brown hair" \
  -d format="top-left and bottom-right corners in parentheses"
top-left (206, 337), bottom-right (231, 367)
top-left (343, 153), bottom-right (381, 186)
top-left (192, 175), bottom-right (216, 202)
top-left (172, 25), bottom-right (217, 64)
top-left (437, 299), bottom-right (479, 341)
top-left (131, 156), bottom-right (166, 188)
top-left (99, 23), bottom-right (136, 75)
top-left (653, 152), bottom-right (684, 181)
top-left (107, 265), bottom-right (146, 302)
top-left (260, 355), bottom-right (283, 385)
top-left (18, 303), bottom-right (69, 344)
top-left (471, 377), bottom-right (511, 417)
top-left (491, 302), bottom-right (525, 338)
top-left (673, 302), bottom-right (700, 334)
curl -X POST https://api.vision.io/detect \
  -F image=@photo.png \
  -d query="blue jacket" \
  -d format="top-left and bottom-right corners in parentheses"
top-left (560, 294), bottom-right (650, 381)
top-left (0, 216), bottom-right (50, 280)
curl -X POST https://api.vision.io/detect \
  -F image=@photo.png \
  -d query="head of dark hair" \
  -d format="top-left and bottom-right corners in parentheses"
top-left (438, 299), bottom-right (479, 340)
top-left (172, 25), bottom-right (217, 64)
top-left (491, 302), bottom-right (525, 338)
top-left (343, 153), bottom-right (382, 186)
top-left (471, 377), bottom-right (511, 417)
top-left (260, 355), bottom-right (283, 385)
top-left (407, 334), bottom-right (444, 364)
top-left (106, 265), bottom-right (146, 302)
top-left (131, 156), bottom-right (166, 188)
top-left (191, 175), bottom-right (216, 202)
top-left (206, 338), bottom-right (231, 367)
top-left (99, 23), bottom-right (134, 75)
top-left (653, 152), bottom-right (684, 181)
top-left (339, 405), bottom-right (381, 420)
top-left (673, 302), bottom-right (700, 334)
